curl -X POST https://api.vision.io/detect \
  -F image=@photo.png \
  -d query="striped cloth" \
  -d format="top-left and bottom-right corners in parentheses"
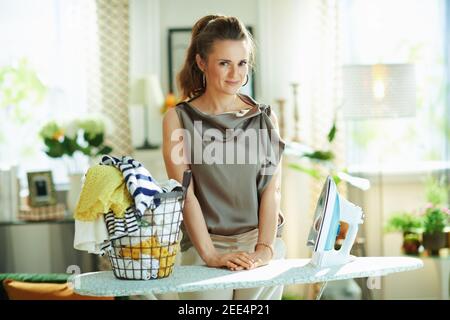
top-left (103, 207), bottom-right (139, 239)
top-left (101, 155), bottom-right (163, 216)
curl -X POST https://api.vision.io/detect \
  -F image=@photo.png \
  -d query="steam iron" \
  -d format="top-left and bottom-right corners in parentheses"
top-left (307, 176), bottom-right (364, 268)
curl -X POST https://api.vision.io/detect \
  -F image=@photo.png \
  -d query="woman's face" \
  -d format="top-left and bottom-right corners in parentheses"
top-left (197, 39), bottom-right (250, 96)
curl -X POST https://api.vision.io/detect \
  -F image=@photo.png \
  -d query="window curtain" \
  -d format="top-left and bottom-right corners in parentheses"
top-left (445, 0), bottom-right (450, 201)
top-left (307, 0), bottom-right (346, 213)
top-left (86, 0), bottom-right (133, 157)
top-left (81, 0), bottom-right (132, 272)
top-left (301, 0), bottom-right (347, 299)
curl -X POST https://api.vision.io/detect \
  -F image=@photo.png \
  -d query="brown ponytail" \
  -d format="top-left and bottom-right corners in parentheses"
top-left (177, 15), bottom-right (255, 100)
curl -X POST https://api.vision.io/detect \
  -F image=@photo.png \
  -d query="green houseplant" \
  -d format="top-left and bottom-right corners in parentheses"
top-left (421, 204), bottom-right (449, 255)
top-left (385, 211), bottom-right (423, 255)
top-left (39, 117), bottom-right (113, 160)
top-left (421, 177), bottom-right (450, 255)
top-left (39, 116), bottom-right (114, 213)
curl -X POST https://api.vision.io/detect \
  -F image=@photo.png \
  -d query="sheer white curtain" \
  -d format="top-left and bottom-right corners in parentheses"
top-left (305, 0), bottom-right (346, 211)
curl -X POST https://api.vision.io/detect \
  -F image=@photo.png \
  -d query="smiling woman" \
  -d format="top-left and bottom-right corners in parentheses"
top-left (163, 15), bottom-right (286, 301)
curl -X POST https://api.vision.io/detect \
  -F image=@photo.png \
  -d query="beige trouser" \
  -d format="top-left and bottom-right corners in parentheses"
top-left (178, 228), bottom-right (286, 300)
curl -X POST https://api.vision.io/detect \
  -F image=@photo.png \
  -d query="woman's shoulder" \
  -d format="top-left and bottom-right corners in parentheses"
top-left (162, 107), bottom-right (182, 131)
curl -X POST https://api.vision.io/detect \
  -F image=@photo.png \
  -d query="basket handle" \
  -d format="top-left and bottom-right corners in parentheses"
top-left (181, 170), bottom-right (192, 197)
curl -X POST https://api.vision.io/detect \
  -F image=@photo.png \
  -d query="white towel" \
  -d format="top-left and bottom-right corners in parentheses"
top-left (153, 225), bottom-right (181, 244)
top-left (153, 199), bottom-right (182, 225)
top-left (127, 226), bottom-right (154, 247)
top-left (74, 217), bottom-right (109, 254)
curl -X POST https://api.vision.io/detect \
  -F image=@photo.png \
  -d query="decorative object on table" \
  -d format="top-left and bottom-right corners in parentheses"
top-left (274, 98), bottom-right (286, 139)
top-left (26, 171), bottom-right (57, 207)
top-left (129, 75), bottom-right (164, 150)
top-left (290, 82), bottom-right (301, 142)
top-left (307, 175), bottom-right (365, 267)
top-left (384, 212), bottom-right (423, 255)
top-left (18, 203), bottom-right (66, 221)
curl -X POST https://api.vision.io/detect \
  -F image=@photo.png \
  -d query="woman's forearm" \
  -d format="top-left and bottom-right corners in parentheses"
top-left (257, 166), bottom-right (282, 250)
top-left (182, 187), bottom-right (218, 263)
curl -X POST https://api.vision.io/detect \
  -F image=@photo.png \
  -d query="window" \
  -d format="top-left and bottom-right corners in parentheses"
top-left (341, 0), bottom-right (448, 171)
top-left (0, 0), bottom-right (91, 184)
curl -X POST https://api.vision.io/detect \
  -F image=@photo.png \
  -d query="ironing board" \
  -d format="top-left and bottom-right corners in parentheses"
top-left (72, 256), bottom-right (423, 299)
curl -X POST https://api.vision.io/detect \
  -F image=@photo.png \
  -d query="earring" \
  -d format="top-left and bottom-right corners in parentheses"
top-left (243, 74), bottom-right (249, 87)
top-left (202, 73), bottom-right (206, 88)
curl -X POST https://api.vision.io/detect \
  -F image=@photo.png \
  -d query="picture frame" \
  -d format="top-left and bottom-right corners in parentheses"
top-left (27, 171), bottom-right (57, 207)
top-left (168, 26), bottom-right (256, 99)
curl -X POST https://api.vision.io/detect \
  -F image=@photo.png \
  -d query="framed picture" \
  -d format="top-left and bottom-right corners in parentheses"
top-left (168, 26), bottom-right (256, 99)
top-left (27, 171), bottom-right (57, 207)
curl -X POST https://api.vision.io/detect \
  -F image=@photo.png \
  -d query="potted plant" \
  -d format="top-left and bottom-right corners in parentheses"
top-left (421, 204), bottom-right (449, 255)
top-left (420, 177), bottom-right (450, 255)
top-left (385, 211), bottom-right (423, 255)
top-left (39, 116), bottom-right (113, 162)
top-left (39, 115), bottom-right (113, 213)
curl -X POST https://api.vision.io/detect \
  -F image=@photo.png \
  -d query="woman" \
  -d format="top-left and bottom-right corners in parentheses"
top-left (162, 15), bottom-right (286, 300)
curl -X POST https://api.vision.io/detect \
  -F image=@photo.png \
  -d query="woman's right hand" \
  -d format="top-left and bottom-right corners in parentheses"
top-left (205, 251), bottom-right (255, 271)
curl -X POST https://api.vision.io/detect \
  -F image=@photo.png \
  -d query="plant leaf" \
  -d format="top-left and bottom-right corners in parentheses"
top-left (96, 145), bottom-right (113, 156)
top-left (327, 121), bottom-right (337, 143)
top-left (288, 163), bottom-right (322, 179)
top-left (302, 150), bottom-right (334, 161)
top-left (84, 132), bottom-right (103, 147)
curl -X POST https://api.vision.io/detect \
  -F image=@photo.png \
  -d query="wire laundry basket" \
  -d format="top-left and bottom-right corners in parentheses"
top-left (107, 170), bottom-right (191, 280)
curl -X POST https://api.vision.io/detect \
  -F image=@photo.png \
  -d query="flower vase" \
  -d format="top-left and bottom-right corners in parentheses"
top-left (67, 173), bottom-right (84, 214)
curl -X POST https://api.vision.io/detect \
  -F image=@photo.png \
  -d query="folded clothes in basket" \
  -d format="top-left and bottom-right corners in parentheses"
top-left (111, 235), bottom-right (178, 279)
top-left (117, 236), bottom-right (178, 259)
top-left (110, 254), bottom-right (159, 280)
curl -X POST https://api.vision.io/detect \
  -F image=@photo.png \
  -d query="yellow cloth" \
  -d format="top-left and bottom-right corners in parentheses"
top-left (74, 165), bottom-right (133, 221)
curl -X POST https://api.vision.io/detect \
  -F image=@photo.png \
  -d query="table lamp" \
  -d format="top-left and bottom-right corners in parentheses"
top-left (129, 75), bottom-right (164, 149)
top-left (342, 64), bottom-right (416, 119)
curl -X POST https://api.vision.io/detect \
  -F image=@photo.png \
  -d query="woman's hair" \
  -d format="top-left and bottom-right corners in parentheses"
top-left (177, 15), bottom-right (255, 99)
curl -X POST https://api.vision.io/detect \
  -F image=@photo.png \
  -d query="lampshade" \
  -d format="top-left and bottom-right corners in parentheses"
top-left (342, 64), bottom-right (416, 120)
top-left (129, 75), bottom-right (164, 109)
